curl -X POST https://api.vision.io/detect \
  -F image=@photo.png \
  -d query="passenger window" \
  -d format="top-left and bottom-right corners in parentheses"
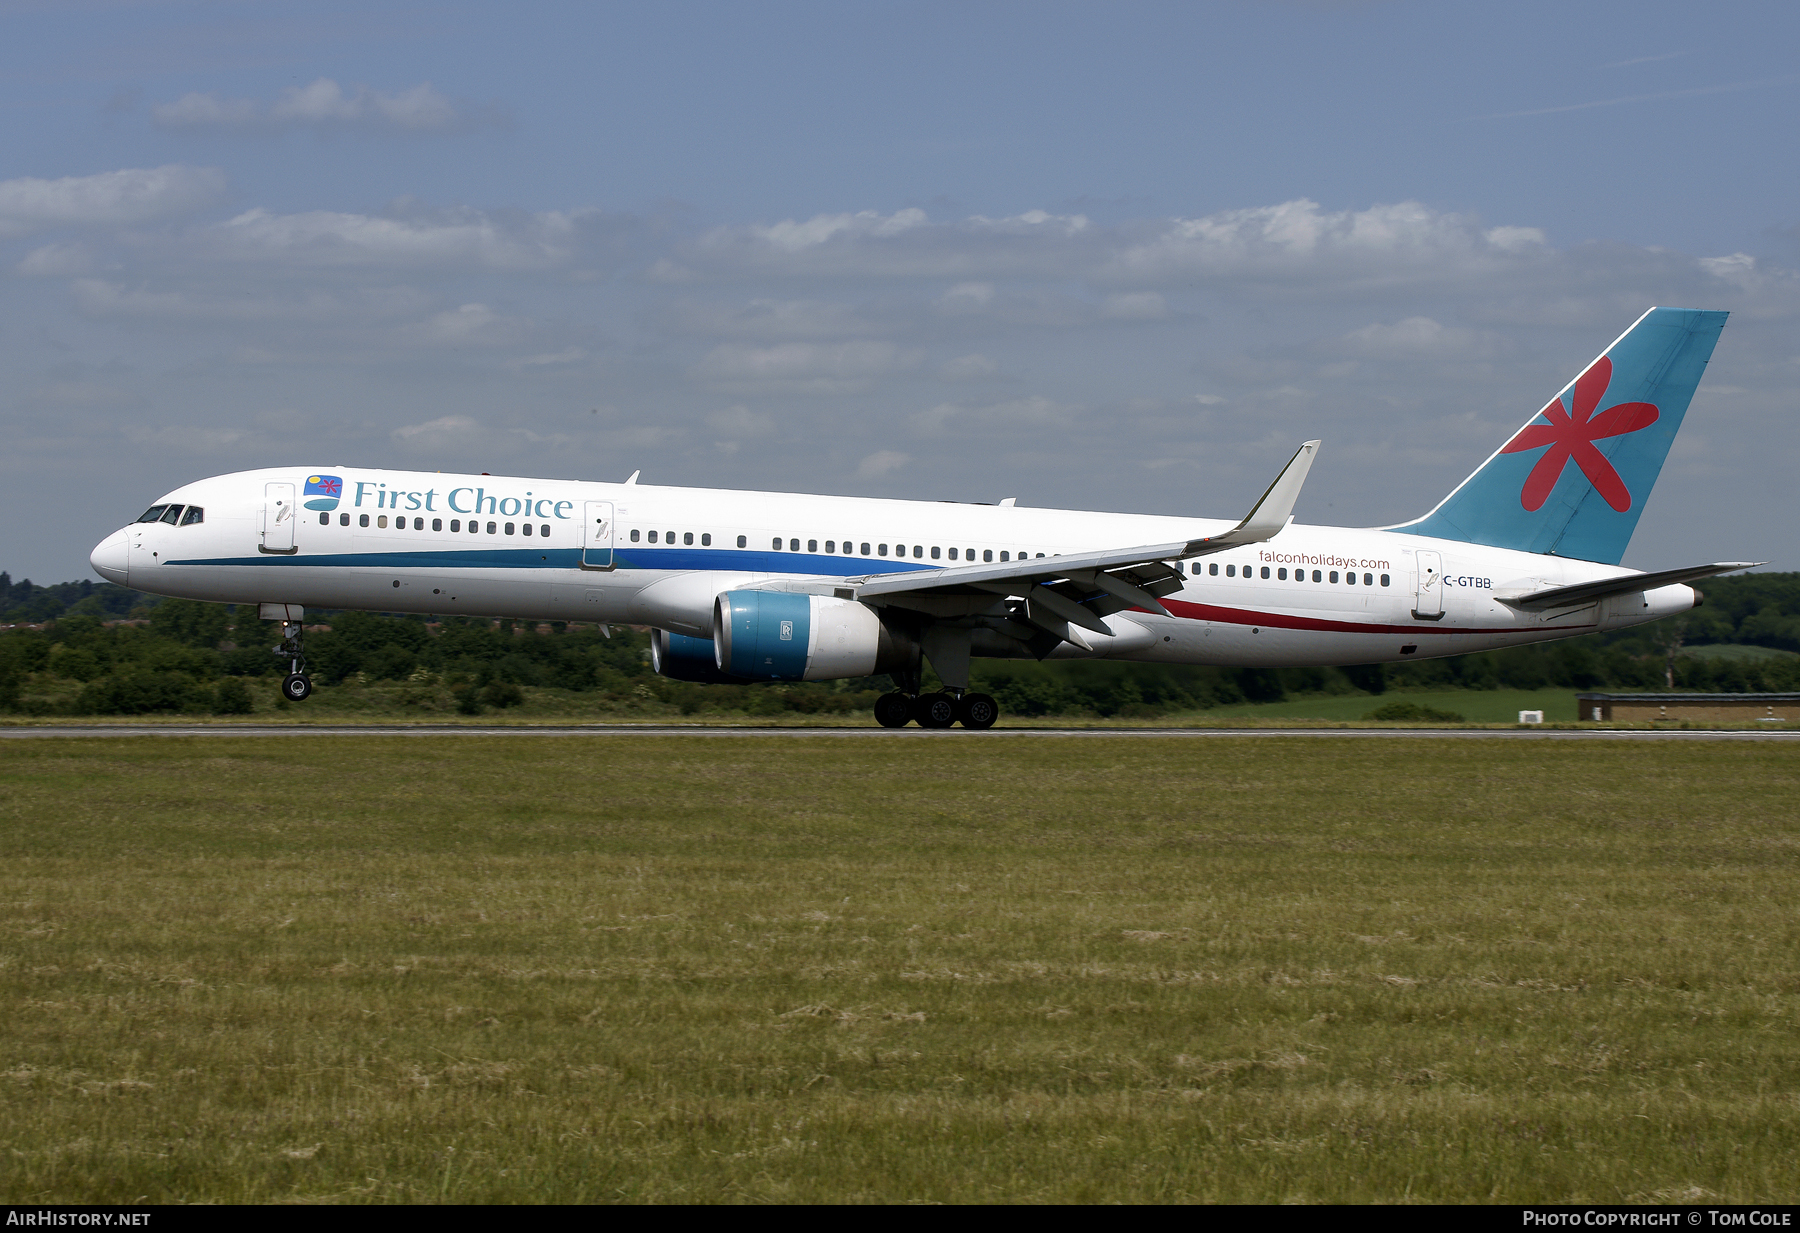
top-left (1209, 563), bottom-right (1218, 576)
top-left (359, 514), bottom-right (370, 527)
top-left (826, 541), bottom-right (836, 553)
top-left (137, 505), bottom-right (168, 523)
top-left (664, 531), bottom-right (673, 543)
top-left (415, 517), bottom-right (425, 530)
top-left (1226, 564), bottom-right (1235, 577)
top-left (735, 534), bottom-right (746, 548)
top-left (340, 513), bottom-right (349, 526)
top-left (966, 548), bottom-right (974, 560)
top-left (451, 520), bottom-right (461, 532)
top-left (808, 539), bottom-right (817, 553)
top-left (648, 530), bottom-right (658, 543)
top-left (487, 521), bottom-right (497, 534)
top-left (377, 515), bottom-right (388, 529)
top-left (432, 518), bottom-right (442, 531)
top-left (181, 506), bottom-right (204, 526)
top-left (999, 551), bottom-right (1009, 561)
top-left (948, 548), bottom-right (957, 560)
top-left (1312, 570), bottom-right (1322, 582)
top-left (470, 522), bottom-right (480, 534)
top-left (914, 546), bottom-right (924, 559)
top-left (1036, 553), bottom-right (1045, 558)
top-left (931, 547), bottom-right (941, 560)
top-left (772, 537), bottom-right (782, 549)
top-left (685, 532), bottom-right (694, 546)
top-left (1278, 567), bottom-right (1287, 580)
top-left (319, 512), bottom-right (329, 526)
top-left (630, 528), bottom-right (640, 542)
top-left (522, 523), bottom-right (533, 536)
top-left (878, 544), bottom-right (888, 556)
top-left (1261, 566), bottom-right (1270, 579)
top-left (984, 550), bottom-right (993, 562)
top-left (860, 542), bottom-right (870, 555)
top-left (1344, 570), bottom-right (1354, 584)
top-left (505, 522), bottom-right (516, 535)
top-left (1329, 570), bottom-right (1339, 583)
top-left (702, 533), bottom-right (711, 546)
top-left (790, 538), bottom-right (799, 551)
top-left (160, 505), bottom-right (184, 525)
top-left (1364, 572), bottom-right (1373, 586)
top-left (1381, 574), bottom-right (1391, 587)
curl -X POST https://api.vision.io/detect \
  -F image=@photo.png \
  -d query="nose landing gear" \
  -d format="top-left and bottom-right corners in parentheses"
top-left (274, 620), bottom-right (312, 701)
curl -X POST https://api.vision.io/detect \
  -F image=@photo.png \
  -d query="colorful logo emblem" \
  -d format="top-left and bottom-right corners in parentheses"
top-left (303, 474), bottom-right (343, 511)
top-left (1498, 357), bottom-right (1659, 513)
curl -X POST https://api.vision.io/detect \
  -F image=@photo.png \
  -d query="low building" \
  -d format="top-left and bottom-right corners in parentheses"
top-left (1575, 692), bottom-right (1799, 724)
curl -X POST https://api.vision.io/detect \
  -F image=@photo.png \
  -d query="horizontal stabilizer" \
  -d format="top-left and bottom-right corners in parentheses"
top-left (1496, 562), bottom-right (1759, 612)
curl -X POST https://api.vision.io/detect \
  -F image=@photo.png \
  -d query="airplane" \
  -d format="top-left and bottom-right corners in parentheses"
top-left (88, 306), bottom-right (1755, 728)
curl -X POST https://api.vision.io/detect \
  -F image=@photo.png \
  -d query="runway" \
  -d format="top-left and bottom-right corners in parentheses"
top-left (1, 724), bottom-right (1796, 741)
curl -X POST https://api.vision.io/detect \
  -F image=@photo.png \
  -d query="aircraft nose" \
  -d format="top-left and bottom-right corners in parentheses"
top-left (90, 528), bottom-right (129, 586)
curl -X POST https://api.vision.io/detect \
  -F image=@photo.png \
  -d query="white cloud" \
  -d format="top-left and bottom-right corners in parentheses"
top-left (0, 165), bottom-right (225, 237)
top-left (706, 404), bottom-right (776, 436)
top-left (939, 353), bottom-right (998, 380)
top-left (692, 340), bottom-right (918, 386)
top-left (204, 206), bottom-right (584, 270)
top-left (856, 449), bottom-right (910, 477)
top-left (391, 415), bottom-right (486, 449)
top-left (912, 394), bottom-right (1075, 436)
top-left (69, 278), bottom-right (431, 323)
top-left (16, 242), bottom-right (98, 277)
top-left (403, 303), bottom-right (521, 347)
top-left (654, 297), bottom-right (887, 340)
top-left (153, 79), bottom-right (465, 133)
top-left (1100, 291), bottom-right (1168, 320)
top-left (1334, 317), bottom-right (1509, 359)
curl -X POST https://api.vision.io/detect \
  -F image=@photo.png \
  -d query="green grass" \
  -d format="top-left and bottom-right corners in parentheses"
top-left (1, 736), bottom-right (1798, 1202)
top-left (1683, 644), bottom-right (1800, 663)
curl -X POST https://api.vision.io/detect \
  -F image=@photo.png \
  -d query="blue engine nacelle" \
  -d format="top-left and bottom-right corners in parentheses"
top-left (713, 590), bottom-right (915, 681)
top-left (649, 628), bottom-right (751, 684)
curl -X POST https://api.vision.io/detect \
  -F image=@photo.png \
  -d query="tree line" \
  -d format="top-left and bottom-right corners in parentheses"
top-left (1, 570), bottom-right (1795, 718)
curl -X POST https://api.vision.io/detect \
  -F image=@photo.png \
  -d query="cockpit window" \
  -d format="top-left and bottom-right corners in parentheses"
top-left (137, 505), bottom-right (168, 523)
top-left (179, 506), bottom-right (204, 526)
top-left (159, 505), bottom-right (185, 525)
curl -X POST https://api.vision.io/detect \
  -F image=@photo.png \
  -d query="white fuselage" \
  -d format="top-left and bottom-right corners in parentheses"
top-left (89, 466), bottom-right (1695, 667)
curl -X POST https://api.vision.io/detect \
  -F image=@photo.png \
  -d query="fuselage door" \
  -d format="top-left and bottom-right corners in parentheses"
top-left (261, 482), bottom-right (297, 554)
top-left (581, 500), bottom-right (615, 570)
top-left (1412, 549), bottom-right (1444, 620)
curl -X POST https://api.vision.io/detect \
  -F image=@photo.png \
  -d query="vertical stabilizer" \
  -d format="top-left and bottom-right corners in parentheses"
top-left (1399, 307), bottom-right (1727, 565)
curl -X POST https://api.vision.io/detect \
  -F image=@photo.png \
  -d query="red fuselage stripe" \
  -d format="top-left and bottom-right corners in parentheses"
top-left (1159, 596), bottom-right (1592, 637)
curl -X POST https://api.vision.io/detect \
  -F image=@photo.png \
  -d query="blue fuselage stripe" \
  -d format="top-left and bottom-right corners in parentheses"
top-left (167, 546), bottom-right (943, 575)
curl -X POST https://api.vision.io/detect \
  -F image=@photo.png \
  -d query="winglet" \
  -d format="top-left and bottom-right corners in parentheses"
top-left (1185, 440), bottom-right (1320, 553)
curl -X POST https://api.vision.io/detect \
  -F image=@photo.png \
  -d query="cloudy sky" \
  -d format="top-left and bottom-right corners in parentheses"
top-left (3, 0), bottom-right (1797, 581)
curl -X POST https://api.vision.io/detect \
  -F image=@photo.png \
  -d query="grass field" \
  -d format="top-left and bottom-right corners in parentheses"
top-left (2, 736), bottom-right (1797, 1203)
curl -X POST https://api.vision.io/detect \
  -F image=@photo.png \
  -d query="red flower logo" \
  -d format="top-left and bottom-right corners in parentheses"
top-left (1499, 356), bottom-right (1658, 512)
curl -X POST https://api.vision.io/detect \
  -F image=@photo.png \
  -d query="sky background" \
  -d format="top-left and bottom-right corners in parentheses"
top-left (2, 0), bottom-right (1796, 582)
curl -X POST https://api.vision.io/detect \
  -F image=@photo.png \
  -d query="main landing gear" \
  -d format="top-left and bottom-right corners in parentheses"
top-left (874, 690), bottom-right (999, 730)
top-left (274, 620), bottom-right (312, 702)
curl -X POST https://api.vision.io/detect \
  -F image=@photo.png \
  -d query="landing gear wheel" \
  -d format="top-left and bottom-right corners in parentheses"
top-left (874, 692), bottom-right (913, 728)
top-left (280, 673), bottom-right (313, 702)
top-left (957, 692), bottom-right (999, 729)
top-left (914, 692), bottom-right (958, 729)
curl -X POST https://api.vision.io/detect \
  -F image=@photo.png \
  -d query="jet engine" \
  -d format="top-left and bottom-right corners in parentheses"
top-left (649, 628), bottom-right (751, 684)
top-left (713, 590), bottom-right (915, 681)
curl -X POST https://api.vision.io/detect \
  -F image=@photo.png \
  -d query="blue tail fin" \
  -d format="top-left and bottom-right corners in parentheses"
top-left (1400, 307), bottom-right (1727, 565)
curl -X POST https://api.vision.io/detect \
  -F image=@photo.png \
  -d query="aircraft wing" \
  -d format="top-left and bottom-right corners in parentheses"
top-left (1495, 562), bottom-right (1760, 612)
top-left (834, 441), bottom-right (1320, 647)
